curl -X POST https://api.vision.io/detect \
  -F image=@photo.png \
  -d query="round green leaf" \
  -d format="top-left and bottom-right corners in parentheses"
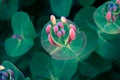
top-left (41, 21), bottom-right (87, 60)
top-left (2, 61), bottom-right (25, 80)
top-left (0, 0), bottom-right (18, 20)
top-left (76, 25), bottom-right (98, 61)
top-left (4, 37), bottom-right (33, 57)
top-left (12, 11), bottom-right (37, 40)
top-left (74, 6), bottom-right (97, 30)
top-left (78, 0), bottom-right (95, 6)
top-left (30, 52), bottom-right (77, 80)
top-left (50, 0), bottom-right (72, 17)
top-left (95, 31), bottom-right (120, 60)
top-left (93, 1), bottom-right (120, 34)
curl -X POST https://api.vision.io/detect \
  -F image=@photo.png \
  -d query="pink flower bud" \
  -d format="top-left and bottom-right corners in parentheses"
top-left (116, 0), bottom-right (120, 5)
top-left (112, 15), bottom-right (116, 22)
top-left (105, 11), bottom-right (111, 22)
top-left (46, 24), bottom-right (51, 34)
top-left (53, 25), bottom-right (58, 34)
top-left (57, 22), bottom-right (64, 28)
top-left (61, 28), bottom-right (65, 35)
top-left (61, 16), bottom-right (67, 23)
top-left (57, 31), bottom-right (62, 38)
top-left (48, 34), bottom-right (61, 47)
top-left (48, 34), bottom-right (54, 45)
top-left (50, 15), bottom-right (56, 25)
top-left (69, 24), bottom-right (76, 32)
top-left (68, 28), bottom-right (76, 44)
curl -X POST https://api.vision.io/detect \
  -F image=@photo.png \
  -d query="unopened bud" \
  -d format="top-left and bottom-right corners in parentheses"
top-left (46, 24), bottom-right (51, 34)
top-left (61, 16), bottom-right (67, 23)
top-left (50, 15), bottom-right (56, 25)
top-left (105, 11), bottom-right (111, 22)
top-left (53, 25), bottom-right (58, 34)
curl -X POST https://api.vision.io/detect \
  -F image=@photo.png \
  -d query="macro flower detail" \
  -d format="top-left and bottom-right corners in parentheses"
top-left (45, 15), bottom-right (77, 47)
top-left (107, 1), bottom-right (117, 12)
top-left (0, 65), bottom-right (15, 80)
top-left (105, 1), bottom-right (119, 22)
top-left (41, 15), bottom-right (87, 60)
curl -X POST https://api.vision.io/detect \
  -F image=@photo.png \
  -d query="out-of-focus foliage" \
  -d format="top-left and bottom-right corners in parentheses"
top-left (0, 0), bottom-right (120, 80)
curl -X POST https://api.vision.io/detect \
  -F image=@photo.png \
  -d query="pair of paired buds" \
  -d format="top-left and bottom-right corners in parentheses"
top-left (46, 15), bottom-right (76, 47)
top-left (105, 0), bottom-right (120, 22)
top-left (0, 65), bottom-right (14, 80)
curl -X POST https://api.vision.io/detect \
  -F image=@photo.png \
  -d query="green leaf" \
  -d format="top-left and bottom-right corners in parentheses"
top-left (95, 31), bottom-right (120, 60)
top-left (30, 52), bottom-right (78, 80)
top-left (2, 61), bottom-right (25, 80)
top-left (78, 0), bottom-right (95, 6)
top-left (4, 37), bottom-right (33, 57)
top-left (75, 25), bottom-right (98, 61)
top-left (93, 1), bottom-right (120, 34)
top-left (12, 11), bottom-right (37, 40)
top-left (79, 52), bottom-right (112, 78)
top-left (50, 0), bottom-right (72, 17)
top-left (74, 6), bottom-right (97, 30)
top-left (0, 0), bottom-right (18, 20)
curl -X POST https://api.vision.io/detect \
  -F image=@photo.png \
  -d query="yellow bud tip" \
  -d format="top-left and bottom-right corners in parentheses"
top-left (50, 15), bottom-right (56, 25)
top-left (61, 16), bottom-right (67, 23)
top-left (0, 65), bottom-right (5, 70)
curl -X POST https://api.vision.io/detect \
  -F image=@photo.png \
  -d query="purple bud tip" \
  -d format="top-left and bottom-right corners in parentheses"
top-left (46, 24), bottom-right (51, 34)
top-left (2, 76), bottom-right (6, 80)
top-left (69, 24), bottom-right (76, 32)
top-left (61, 16), bottom-right (67, 23)
top-left (57, 31), bottom-right (62, 38)
top-left (12, 35), bottom-right (17, 38)
top-left (61, 29), bottom-right (65, 35)
top-left (53, 25), bottom-right (58, 34)
top-left (105, 11), bottom-right (111, 22)
top-left (7, 69), bottom-right (14, 76)
top-left (50, 15), bottom-right (56, 25)
top-left (3, 72), bottom-right (8, 77)
top-left (57, 22), bottom-right (64, 28)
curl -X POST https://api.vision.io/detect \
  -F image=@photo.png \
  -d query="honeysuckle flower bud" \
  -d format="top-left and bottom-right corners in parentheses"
top-left (111, 15), bottom-right (116, 22)
top-left (45, 15), bottom-right (77, 47)
top-left (53, 25), bottom-right (58, 34)
top-left (57, 22), bottom-right (64, 28)
top-left (107, 1), bottom-right (117, 12)
top-left (50, 15), bottom-right (56, 25)
top-left (105, 11), bottom-right (111, 22)
top-left (61, 28), bottom-right (65, 35)
top-left (57, 31), bottom-right (62, 38)
top-left (48, 34), bottom-right (54, 45)
top-left (46, 24), bottom-right (51, 34)
top-left (116, 0), bottom-right (120, 5)
top-left (69, 24), bottom-right (76, 32)
top-left (0, 65), bottom-right (5, 70)
top-left (69, 28), bottom-right (76, 42)
top-left (61, 16), bottom-right (67, 23)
